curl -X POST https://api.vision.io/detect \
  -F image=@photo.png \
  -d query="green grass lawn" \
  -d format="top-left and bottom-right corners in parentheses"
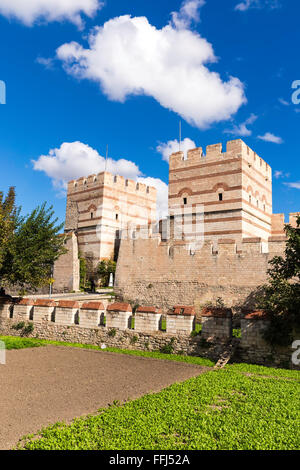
top-left (17, 366), bottom-right (300, 450)
top-left (0, 336), bottom-right (45, 350)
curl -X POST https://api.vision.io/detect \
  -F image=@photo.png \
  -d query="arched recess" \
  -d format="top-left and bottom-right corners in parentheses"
top-left (178, 187), bottom-right (193, 197)
top-left (212, 182), bottom-right (229, 192)
top-left (88, 204), bottom-right (97, 220)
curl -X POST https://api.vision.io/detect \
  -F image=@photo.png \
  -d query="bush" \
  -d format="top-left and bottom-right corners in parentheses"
top-left (108, 328), bottom-right (117, 337)
top-left (130, 335), bottom-right (138, 345)
top-left (23, 322), bottom-right (34, 335)
top-left (160, 338), bottom-right (176, 354)
top-left (12, 321), bottom-right (25, 330)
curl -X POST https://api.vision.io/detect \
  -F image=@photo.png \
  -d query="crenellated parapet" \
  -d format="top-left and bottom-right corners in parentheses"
top-left (67, 171), bottom-right (156, 200)
top-left (169, 139), bottom-right (271, 179)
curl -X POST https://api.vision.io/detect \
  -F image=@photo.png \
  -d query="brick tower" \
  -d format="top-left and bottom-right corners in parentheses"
top-left (168, 139), bottom-right (273, 247)
top-left (65, 172), bottom-right (157, 267)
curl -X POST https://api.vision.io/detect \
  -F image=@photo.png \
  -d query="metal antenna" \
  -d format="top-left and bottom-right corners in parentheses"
top-left (179, 120), bottom-right (182, 151)
top-left (105, 144), bottom-right (108, 172)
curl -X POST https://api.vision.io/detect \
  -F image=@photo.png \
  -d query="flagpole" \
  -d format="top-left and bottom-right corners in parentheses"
top-left (179, 120), bottom-right (182, 151)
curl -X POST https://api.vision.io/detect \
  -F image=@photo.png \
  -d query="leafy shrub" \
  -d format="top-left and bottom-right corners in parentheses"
top-left (23, 322), bottom-right (34, 335)
top-left (108, 328), bottom-right (117, 337)
top-left (12, 321), bottom-right (25, 330)
top-left (130, 335), bottom-right (138, 345)
top-left (160, 338), bottom-right (176, 354)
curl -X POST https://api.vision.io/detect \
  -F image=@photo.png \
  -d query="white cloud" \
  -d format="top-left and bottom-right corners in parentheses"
top-left (32, 141), bottom-right (168, 218)
top-left (56, 14), bottom-right (246, 129)
top-left (235, 0), bottom-right (280, 11)
top-left (258, 132), bottom-right (283, 144)
top-left (225, 113), bottom-right (257, 137)
top-left (278, 97), bottom-right (290, 106)
top-left (36, 56), bottom-right (55, 70)
top-left (157, 138), bottom-right (196, 162)
top-left (0, 0), bottom-right (102, 27)
top-left (285, 182), bottom-right (300, 190)
top-left (274, 170), bottom-right (290, 179)
top-left (274, 170), bottom-right (283, 179)
top-left (32, 141), bottom-right (141, 192)
top-left (171, 0), bottom-right (205, 29)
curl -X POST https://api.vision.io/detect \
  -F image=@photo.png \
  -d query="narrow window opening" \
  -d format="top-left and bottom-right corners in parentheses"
top-left (116, 214), bottom-right (119, 221)
top-left (29, 308), bottom-right (34, 321)
top-left (91, 213), bottom-right (94, 219)
top-left (218, 193), bottom-right (223, 201)
top-left (249, 195), bottom-right (252, 204)
top-left (183, 197), bottom-right (187, 205)
top-left (114, 176), bottom-right (117, 183)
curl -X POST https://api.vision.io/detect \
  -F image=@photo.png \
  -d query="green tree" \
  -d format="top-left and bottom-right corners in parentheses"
top-left (97, 259), bottom-right (116, 287)
top-left (0, 187), bottom-right (20, 272)
top-left (258, 215), bottom-right (300, 346)
top-left (0, 188), bottom-right (66, 292)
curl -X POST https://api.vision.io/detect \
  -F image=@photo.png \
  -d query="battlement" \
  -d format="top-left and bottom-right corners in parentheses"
top-left (124, 225), bottom-right (287, 256)
top-left (67, 171), bottom-right (157, 199)
top-left (169, 139), bottom-right (272, 179)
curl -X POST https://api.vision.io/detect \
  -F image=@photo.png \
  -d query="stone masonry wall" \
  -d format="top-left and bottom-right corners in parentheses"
top-left (115, 235), bottom-right (286, 313)
top-left (0, 301), bottom-right (298, 369)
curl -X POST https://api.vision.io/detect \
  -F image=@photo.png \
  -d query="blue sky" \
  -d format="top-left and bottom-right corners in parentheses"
top-left (0, 0), bottom-right (299, 225)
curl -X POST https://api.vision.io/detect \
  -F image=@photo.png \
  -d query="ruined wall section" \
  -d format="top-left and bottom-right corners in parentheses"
top-left (52, 233), bottom-right (80, 293)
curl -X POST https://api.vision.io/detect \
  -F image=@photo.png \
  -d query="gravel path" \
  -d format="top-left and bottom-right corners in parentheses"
top-left (0, 346), bottom-right (208, 449)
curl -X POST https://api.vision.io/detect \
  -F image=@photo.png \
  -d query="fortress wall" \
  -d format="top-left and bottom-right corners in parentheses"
top-left (114, 234), bottom-right (286, 312)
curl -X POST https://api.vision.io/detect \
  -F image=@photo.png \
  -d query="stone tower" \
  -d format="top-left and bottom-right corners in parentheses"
top-left (65, 171), bottom-right (157, 267)
top-left (168, 139), bottom-right (273, 248)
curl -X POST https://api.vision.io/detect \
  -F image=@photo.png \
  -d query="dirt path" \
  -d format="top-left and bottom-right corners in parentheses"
top-left (0, 346), bottom-right (208, 449)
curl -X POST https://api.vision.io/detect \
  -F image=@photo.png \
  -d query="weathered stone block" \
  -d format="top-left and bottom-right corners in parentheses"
top-left (135, 306), bottom-right (162, 332)
top-left (0, 300), bottom-right (13, 319)
top-left (80, 301), bottom-right (105, 328)
top-left (201, 307), bottom-right (232, 342)
top-left (166, 306), bottom-right (195, 334)
top-left (106, 302), bottom-right (132, 330)
top-left (13, 299), bottom-right (35, 321)
top-left (240, 311), bottom-right (270, 348)
top-left (55, 300), bottom-right (80, 326)
top-left (33, 299), bottom-right (57, 322)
